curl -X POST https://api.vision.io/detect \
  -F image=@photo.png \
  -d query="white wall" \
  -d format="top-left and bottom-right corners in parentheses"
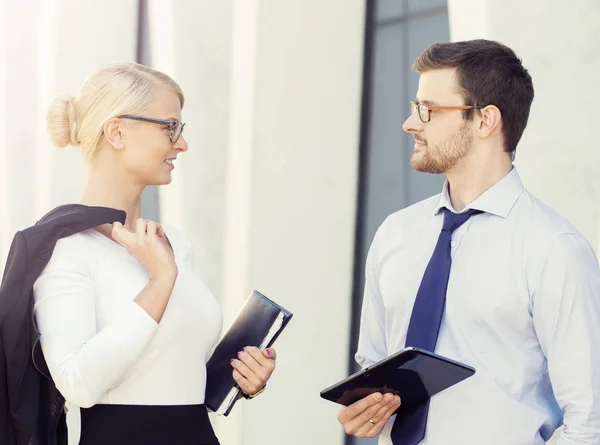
top-left (448, 1), bottom-right (600, 442)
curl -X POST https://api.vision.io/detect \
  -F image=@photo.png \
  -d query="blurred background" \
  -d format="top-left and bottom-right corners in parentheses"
top-left (1, 0), bottom-right (599, 444)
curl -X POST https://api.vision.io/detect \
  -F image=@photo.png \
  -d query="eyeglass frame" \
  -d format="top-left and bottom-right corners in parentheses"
top-left (116, 114), bottom-right (186, 143)
top-left (410, 101), bottom-right (486, 123)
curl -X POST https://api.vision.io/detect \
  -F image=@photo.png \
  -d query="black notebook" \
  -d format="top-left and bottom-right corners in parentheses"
top-left (205, 290), bottom-right (293, 416)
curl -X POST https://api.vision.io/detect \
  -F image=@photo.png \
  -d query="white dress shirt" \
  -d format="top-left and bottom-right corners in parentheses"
top-left (33, 226), bottom-right (222, 408)
top-left (356, 167), bottom-right (600, 444)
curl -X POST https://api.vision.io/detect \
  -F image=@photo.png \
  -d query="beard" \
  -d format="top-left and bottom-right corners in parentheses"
top-left (410, 121), bottom-right (473, 174)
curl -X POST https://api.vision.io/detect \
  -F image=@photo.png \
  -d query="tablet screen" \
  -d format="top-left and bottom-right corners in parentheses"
top-left (320, 347), bottom-right (475, 408)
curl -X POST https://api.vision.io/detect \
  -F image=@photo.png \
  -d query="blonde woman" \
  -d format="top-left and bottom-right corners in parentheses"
top-left (33, 62), bottom-right (276, 445)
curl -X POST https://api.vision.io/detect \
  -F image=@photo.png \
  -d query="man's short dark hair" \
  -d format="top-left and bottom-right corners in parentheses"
top-left (414, 39), bottom-right (534, 154)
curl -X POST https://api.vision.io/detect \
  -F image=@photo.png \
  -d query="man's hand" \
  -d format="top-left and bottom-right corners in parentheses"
top-left (337, 392), bottom-right (401, 439)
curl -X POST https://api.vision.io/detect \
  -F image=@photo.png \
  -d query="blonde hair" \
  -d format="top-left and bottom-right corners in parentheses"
top-left (46, 62), bottom-right (184, 159)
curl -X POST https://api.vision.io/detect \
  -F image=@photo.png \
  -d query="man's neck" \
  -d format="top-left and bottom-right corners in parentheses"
top-left (445, 153), bottom-right (513, 212)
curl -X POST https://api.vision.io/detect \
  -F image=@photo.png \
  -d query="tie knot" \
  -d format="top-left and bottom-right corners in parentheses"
top-left (441, 208), bottom-right (481, 233)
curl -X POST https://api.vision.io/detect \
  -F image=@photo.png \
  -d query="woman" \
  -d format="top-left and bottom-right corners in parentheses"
top-left (33, 62), bottom-right (276, 445)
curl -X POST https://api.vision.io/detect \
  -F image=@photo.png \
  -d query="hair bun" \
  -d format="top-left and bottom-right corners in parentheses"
top-left (46, 94), bottom-right (79, 147)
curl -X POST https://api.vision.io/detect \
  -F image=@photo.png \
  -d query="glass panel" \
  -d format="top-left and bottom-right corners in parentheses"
top-left (375, 0), bottom-right (405, 22)
top-left (349, 3), bottom-right (449, 444)
top-left (408, 0), bottom-right (447, 15)
top-left (404, 10), bottom-right (449, 204)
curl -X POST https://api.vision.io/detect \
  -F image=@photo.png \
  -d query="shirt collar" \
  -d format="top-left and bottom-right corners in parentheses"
top-left (434, 166), bottom-right (524, 218)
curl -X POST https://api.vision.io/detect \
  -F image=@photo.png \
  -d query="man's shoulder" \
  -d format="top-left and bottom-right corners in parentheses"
top-left (518, 189), bottom-right (584, 239)
top-left (369, 194), bottom-right (441, 251)
top-left (511, 188), bottom-right (599, 267)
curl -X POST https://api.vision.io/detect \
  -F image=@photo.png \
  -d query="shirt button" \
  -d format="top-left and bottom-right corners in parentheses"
top-left (451, 241), bottom-right (456, 247)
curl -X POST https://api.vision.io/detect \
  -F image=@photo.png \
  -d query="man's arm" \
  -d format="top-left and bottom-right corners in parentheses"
top-left (355, 225), bottom-right (388, 369)
top-left (338, 224), bottom-right (402, 439)
top-left (532, 233), bottom-right (600, 444)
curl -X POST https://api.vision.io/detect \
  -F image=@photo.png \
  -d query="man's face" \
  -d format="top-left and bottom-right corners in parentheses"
top-left (403, 68), bottom-right (476, 174)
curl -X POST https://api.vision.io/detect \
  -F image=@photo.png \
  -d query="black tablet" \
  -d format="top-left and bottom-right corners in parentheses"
top-left (320, 347), bottom-right (475, 408)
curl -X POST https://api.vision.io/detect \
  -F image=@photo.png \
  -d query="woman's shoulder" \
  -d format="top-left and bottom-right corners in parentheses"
top-left (39, 230), bottom-right (101, 274)
top-left (33, 231), bottom-right (99, 300)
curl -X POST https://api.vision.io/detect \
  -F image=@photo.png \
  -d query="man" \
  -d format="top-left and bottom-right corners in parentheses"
top-left (338, 39), bottom-right (600, 444)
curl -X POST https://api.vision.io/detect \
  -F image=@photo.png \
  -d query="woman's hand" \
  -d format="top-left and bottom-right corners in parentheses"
top-left (112, 219), bottom-right (178, 281)
top-left (230, 346), bottom-right (277, 396)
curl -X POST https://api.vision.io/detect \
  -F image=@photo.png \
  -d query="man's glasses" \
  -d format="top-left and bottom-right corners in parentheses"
top-left (117, 115), bottom-right (186, 143)
top-left (410, 101), bottom-right (485, 123)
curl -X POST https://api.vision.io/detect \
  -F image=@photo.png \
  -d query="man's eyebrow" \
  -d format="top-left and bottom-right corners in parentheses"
top-left (415, 99), bottom-right (437, 106)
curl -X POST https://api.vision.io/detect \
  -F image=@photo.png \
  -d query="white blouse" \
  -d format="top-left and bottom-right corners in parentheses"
top-left (32, 226), bottom-right (222, 409)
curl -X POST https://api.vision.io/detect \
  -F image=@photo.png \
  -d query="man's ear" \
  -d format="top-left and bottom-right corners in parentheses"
top-left (477, 104), bottom-right (502, 140)
top-left (103, 118), bottom-right (124, 150)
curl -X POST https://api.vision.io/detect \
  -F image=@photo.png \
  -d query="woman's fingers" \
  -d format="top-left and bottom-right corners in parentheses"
top-left (231, 357), bottom-right (263, 391)
top-left (111, 221), bottom-right (135, 248)
top-left (244, 346), bottom-right (274, 368)
top-left (135, 218), bottom-right (147, 247)
top-left (262, 347), bottom-right (277, 360)
top-left (232, 369), bottom-right (254, 395)
top-left (146, 220), bottom-right (158, 244)
top-left (156, 223), bottom-right (166, 238)
top-left (238, 347), bottom-right (276, 384)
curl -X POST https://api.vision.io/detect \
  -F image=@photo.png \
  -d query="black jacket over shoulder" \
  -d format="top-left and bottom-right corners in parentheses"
top-left (0, 204), bottom-right (126, 445)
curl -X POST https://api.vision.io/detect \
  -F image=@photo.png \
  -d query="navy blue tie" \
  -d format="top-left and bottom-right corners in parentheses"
top-left (390, 208), bottom-right (480, 445)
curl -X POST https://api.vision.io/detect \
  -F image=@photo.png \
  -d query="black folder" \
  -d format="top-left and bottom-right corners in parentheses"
top-left (205, 290), bottom-right (293, 416)
top-left (320, 347), bottom-right (475, 410)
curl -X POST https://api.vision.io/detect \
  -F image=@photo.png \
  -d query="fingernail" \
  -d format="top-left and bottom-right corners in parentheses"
top-left (230, 359), bottom-right (235, 364)
top-left (266, 348), bottom-right (271, 356)
top-left (238, 351), bottom-right (242, 357)
top-left (395, 396), bottom-right (401, 404)
top-left (374, 393), bottom-right (383, 402)
top-left (243, 346), bottom-right (247, 352)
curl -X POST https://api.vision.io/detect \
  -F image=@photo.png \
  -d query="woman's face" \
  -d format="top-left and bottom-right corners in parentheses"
top-left (118, 87), bottom-right (188, 186)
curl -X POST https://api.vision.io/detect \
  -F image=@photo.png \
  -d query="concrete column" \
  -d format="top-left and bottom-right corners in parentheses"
top-left (215, 0), bottom-right (366, 443)
top-left (147, 0), bottom-right (233, 297)
top-left (1, 0), bottom-right (44, 271)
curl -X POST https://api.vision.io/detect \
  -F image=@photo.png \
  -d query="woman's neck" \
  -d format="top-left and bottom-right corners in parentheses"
top-left (80, 166), bottom-right (144, 230)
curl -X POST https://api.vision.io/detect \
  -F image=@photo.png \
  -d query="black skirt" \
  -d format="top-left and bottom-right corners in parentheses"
top-left (79, 404), bottom-right (220, 445)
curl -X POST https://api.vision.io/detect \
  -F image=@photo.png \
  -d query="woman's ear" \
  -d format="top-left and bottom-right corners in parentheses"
top-left (103, 118), bottom-right (124, 150)
top-left (477, 104), bottom-right (502, 140)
